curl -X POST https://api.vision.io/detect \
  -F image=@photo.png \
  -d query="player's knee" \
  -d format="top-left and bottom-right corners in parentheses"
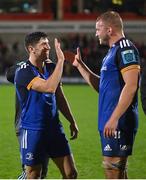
top-left (26, 166), bottom-right (41, 179)
top-left (27, 170), bottom-right (41, 179)
top-left (102, 159), bottom-right (127, 171)
top-left (65, 168), bottom-right (78, 179)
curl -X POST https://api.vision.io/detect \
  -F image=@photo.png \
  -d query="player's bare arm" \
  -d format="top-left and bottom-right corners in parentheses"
top-left (56, 85), bottom-right (79, 140)
top-left (104, 68), bottom-right (139, 138)
top-left (73, 48), bottom-right (100, 92)
top-left (31, 38), bottom-right (65, 93)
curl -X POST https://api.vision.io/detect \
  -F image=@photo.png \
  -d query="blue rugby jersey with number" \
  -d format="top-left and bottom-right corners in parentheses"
top-left (98, 38), bottom-right (140, 132)
top-left (14, 60), bottom-right (59, 130)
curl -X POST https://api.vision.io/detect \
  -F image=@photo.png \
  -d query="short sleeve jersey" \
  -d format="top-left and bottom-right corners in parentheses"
top-left (15, 60), bottom-right (59, 130)
top-left (98, 38), bottom-right (140, 132)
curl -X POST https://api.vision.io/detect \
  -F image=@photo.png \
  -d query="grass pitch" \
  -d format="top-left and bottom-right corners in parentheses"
top-left (0, 84), bottom-right (146, 178)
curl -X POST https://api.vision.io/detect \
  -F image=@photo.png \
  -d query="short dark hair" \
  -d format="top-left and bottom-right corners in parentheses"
top-left (24, 31), bottom-right (48, 49)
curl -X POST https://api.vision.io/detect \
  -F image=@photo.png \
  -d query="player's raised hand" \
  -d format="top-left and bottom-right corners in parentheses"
top-left (64, 48), bottom-right (82, 68)
top-left (70, 122), bottom-right (79, 140)
top-left (54, 38), bottom-right (65, 62)
top-left (73, 47), bottom-right (82, 67)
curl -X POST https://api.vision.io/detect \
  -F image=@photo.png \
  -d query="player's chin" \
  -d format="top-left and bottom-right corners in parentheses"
top-left (42, 55), bottom-right (49, 61)
top-left (100, 40), bottom-right (108, 46)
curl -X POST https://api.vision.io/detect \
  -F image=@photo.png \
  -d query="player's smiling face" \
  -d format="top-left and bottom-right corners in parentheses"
top-left (95, 20), bottom-right (110, 45)
top-left (33, 37), bottom-right (50, 61)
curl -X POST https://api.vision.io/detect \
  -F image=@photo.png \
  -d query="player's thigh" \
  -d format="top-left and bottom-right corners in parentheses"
top-left (48, 132), bottom-right (77, 174)
top-left (47, 126), bottom-right (77, 176)
top-left (48, 128), bottom-right (71, 158)
top-left (20, 129), bottom-right (46, 166)
top-left (52, 154), bottom-right (76, 174)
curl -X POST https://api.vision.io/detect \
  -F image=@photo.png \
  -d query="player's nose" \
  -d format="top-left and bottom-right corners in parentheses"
top-left (44, 43), bottom-right (51, 50)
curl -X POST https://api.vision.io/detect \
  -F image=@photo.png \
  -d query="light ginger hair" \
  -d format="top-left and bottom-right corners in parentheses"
top-left (96, 11), bottom-right (123, 31)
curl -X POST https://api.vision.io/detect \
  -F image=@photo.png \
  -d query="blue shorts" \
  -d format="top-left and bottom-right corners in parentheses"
top-left (99, 130), bottom-right (137, 157)
top-left (20, 126), bottom-right (71, 166)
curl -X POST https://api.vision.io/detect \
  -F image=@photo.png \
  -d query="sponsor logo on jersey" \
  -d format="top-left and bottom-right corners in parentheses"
top-left (121, 49), bottom-right (136, 64)
top-left (104, 144), bottom-right (112, 151)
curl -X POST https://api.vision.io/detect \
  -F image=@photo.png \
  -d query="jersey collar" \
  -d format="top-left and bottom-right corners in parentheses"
top-left (27, 60), bottom-right (46, 73)
top-left (111, 37), bottom-right (126, 48)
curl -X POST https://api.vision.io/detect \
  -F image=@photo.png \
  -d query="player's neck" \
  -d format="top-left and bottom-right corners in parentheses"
top-left (29, 57), bottom-right (44, 73)
top-left (109, 33), bottom-right (125, 47)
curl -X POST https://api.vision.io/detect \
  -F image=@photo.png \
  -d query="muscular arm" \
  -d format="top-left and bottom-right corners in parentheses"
top-left (30, 61), bottom-right (64, 93)
top-left (73, 48), bottom-right (100, 92)
top-left (104, 68), bottom-right (139, 137)
top-left (55, 85), bottom-right (79, 139)
top-left (77, 61), bottom-right (100, 92)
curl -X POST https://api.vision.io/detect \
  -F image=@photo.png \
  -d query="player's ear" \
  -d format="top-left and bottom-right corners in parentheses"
top-left (107, 27), bottom-right (112, 35)
top-left (28, 45), bottom-right (34, 53)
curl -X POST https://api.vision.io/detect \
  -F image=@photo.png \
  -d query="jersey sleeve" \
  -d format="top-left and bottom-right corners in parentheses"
top-left (15, 63), bottom-right (38, 90)
top-left (116, 46), bottom-right (140, 75)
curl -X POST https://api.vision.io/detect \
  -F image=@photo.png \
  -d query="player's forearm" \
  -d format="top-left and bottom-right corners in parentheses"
top-left (45, 61), bottom-right (64, 93)
top-left (56, 88), bottom-right (76, 124)
top-left (59, 101), bottom-right (76, 124)
top-left (77, 61), bottom-right (100, 92)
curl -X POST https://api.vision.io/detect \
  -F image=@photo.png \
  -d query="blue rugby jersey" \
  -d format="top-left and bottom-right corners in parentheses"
top-left (15, 60), bottom-right (59, 130)
top-left (98, 38), bottom-right (140, 131)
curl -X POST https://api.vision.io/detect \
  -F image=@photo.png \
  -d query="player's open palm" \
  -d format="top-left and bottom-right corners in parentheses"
top-left (73, 48), bottom-right (82, 67)
top-left (54, 38), bottom-right (64, 62)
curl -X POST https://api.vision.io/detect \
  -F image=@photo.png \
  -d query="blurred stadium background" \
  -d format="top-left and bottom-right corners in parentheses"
top-left (0, 0), bottom-right (146, 178)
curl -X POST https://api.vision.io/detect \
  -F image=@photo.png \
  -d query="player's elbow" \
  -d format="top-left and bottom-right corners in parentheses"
top-left (46, 87), bottom-right (56, 93)
top-left (45, 83), bottom-right (57, 93)
top-left (31, 82), bottom-right (56, 93)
